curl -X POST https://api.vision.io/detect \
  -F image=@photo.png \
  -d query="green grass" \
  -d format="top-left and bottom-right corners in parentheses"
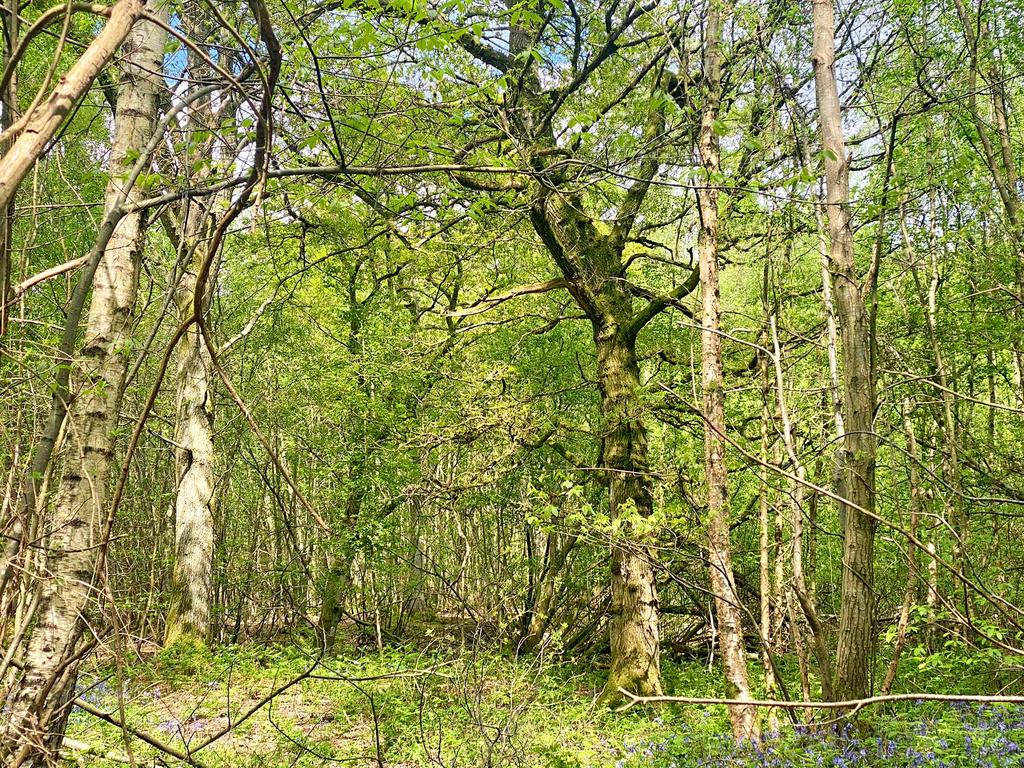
top-left (67, 643), bottom-right (721, 767)
top-left (64, 640), bottom-right (1023, 767)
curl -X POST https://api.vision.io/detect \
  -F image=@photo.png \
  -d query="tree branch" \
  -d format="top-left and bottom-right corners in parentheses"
top-left (446, 279), bottom-right (569, 317)
top-left (626, 263), bottom-right (700, 338)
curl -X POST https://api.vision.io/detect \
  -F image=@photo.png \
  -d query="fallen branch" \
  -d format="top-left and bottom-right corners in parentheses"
top-left (616, 689), bottom-right (1024, 720)
top-left (73, 697), bottom-right (203, 767)
top-left (61, 737), bottom-right (131, 764)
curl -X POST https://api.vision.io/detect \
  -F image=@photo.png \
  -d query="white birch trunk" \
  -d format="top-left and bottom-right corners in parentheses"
top-left (1, 9), bottom-right (166, 762)
top-left (164, 229), bottom-right (217, 645)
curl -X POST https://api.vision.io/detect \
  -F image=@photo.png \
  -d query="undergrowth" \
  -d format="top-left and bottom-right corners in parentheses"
top-left (64, 641), bottom-right (1022, 767)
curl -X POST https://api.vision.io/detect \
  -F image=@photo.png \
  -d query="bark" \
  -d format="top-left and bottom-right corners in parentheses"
top-left (0, 67), bottom-right (222, 605)
top-left (319, 559), bottom-right (349, 651)
top-left (319, 486), bottom-right (363, 652)
top-left (319, 270), bottom-right (373, 651)
top-left (810, 0), bottom-right (877, 702)
top-left (455, 6), bottom-right (678, 703)
top-left (1, 8), bottom-right (166, 763)
top-left (164, 230), bottom-right (217, 646)
top-left (904, 198), bottom-right (965, 575)
top-left (596, 328), bottom-right (662, 701)
top-left (926, 539), bottom-right (939, 651)
top-left (0, 0), bottom-right (16, 337)
top-left (696, 0), bottom-right (757, 741)
top-left (758, 361), bottom-right (777, 731)
top-left (522, 529), bottom-right (576, 652)
top-left (529, 171), bottom-right (672, 704)
top-left (788, 591), bottom-right (813, 722)
top-left (809, 159), bottom-right (846, 500)
top-left (0, 0), bottom-right (146, 212)
top-left (881, 402), bottom-right (922, 694)
top-left (771, 316), bottom-right (834, 701)
top-left (164, 44), bottom-right (243, 645)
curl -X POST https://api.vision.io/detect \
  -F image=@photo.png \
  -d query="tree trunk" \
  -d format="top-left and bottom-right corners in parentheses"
top-left (0, 0), bottom-right (146, 212)
top-left (1, 9), bottom-right (166, 763)
top-left (695, 0), bottom-right (758, 741)
top-left (811, 0), bottom-right (877, 702)
top-left (163, 43), bottom-right (237, 649)
top-left (164, 249), bottom-right (217, 646)
top-left (771, 316), bottom-right (834, 701)
top-left (523, 529), bottom-right (576, 652)
top-left (904, 197), bottom-right (966, 585)
top-left (882, 401), bottom-right (922, 694)
top-left (319, 487), bottom-right (363, 652)
top-left (757, 374), bottom-right (778, 731)
top-left (596, 330), bottom-right (662, 702)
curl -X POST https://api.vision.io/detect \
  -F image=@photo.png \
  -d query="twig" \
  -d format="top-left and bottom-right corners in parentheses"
top-left (73, 697), bottom-right (203, 767)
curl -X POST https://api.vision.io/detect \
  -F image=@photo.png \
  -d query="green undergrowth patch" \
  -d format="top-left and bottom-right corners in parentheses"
top-left (64, 641), bottom-right (1022, 767)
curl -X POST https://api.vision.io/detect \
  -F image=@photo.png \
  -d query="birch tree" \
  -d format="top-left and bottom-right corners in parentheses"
top-left (1, 7), bottom-right (167, 762)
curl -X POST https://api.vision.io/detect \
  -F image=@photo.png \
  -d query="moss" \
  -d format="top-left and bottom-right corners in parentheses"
top-left (155, 636), bottom-right (213, 680)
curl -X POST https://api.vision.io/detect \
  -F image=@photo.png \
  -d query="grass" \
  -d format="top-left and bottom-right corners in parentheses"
top-left (64, 640), bottom-right (1024, 767)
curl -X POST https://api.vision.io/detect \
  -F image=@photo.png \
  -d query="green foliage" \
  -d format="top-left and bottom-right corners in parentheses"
top-left (68, 647), bottom-right (1024, 767)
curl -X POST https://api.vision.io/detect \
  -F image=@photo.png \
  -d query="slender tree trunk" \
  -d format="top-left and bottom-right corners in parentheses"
top-left (164, 231), bottom-right (217, 646)
top-left (0, 0), bottom-right (17, 337)
top-left (882, 401), bottom-right (922, 694)
top-left (695, 0), bottom-right (757, 740)
top-left (925, 538), bottom-right (939, 651)
top-left (811, 176), bottom-right (846, 501)
top-left (770, 316), bottom-right (835, 701)
top-left (1, 8), bottom-right (166, 763)
top-left (523, 529), bottom-right (576, 652)
top-left (811, 0), bottom-right (877, 701)
top-left (904, 198), bottom-right (965, 581)
top-left (319, 486), bottom-right (363, 652)
top-left (758, 357), bottom-right (778, 732)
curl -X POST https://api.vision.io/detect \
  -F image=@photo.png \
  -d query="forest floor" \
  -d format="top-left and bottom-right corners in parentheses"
top-left (65, 638), bottom-right (1024, 768)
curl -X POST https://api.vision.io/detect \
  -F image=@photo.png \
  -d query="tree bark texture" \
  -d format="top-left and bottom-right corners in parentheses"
top-left (696, 0), bottom-right (758, 740)
top-left (164, 214), bottom-right (217, 646)
top-left (0, 0), bottom-right (146, 212)
top-left (596, 327), bottom-right (662, 701)
top-left (1, 9), bottom-right (166, 763)
top-left (811, 0), bottom-right (877, 702)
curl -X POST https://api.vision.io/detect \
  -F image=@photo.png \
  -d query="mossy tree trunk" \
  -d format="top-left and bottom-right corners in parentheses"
top-left (448, 5), bottom-right (699, 704)
top-left (595, 317), bottom-right (662, 700)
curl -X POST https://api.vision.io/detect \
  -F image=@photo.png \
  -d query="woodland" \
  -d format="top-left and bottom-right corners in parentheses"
top-left (1, 0), bottom-right (1024, 765)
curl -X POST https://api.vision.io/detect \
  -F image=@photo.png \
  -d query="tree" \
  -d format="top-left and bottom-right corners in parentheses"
top-left (2, 6), bottom-right (167, 761)
top-left (810, 0), bottom-right (878, 701)
top-left (695, 0), bottom-right (758, 740)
